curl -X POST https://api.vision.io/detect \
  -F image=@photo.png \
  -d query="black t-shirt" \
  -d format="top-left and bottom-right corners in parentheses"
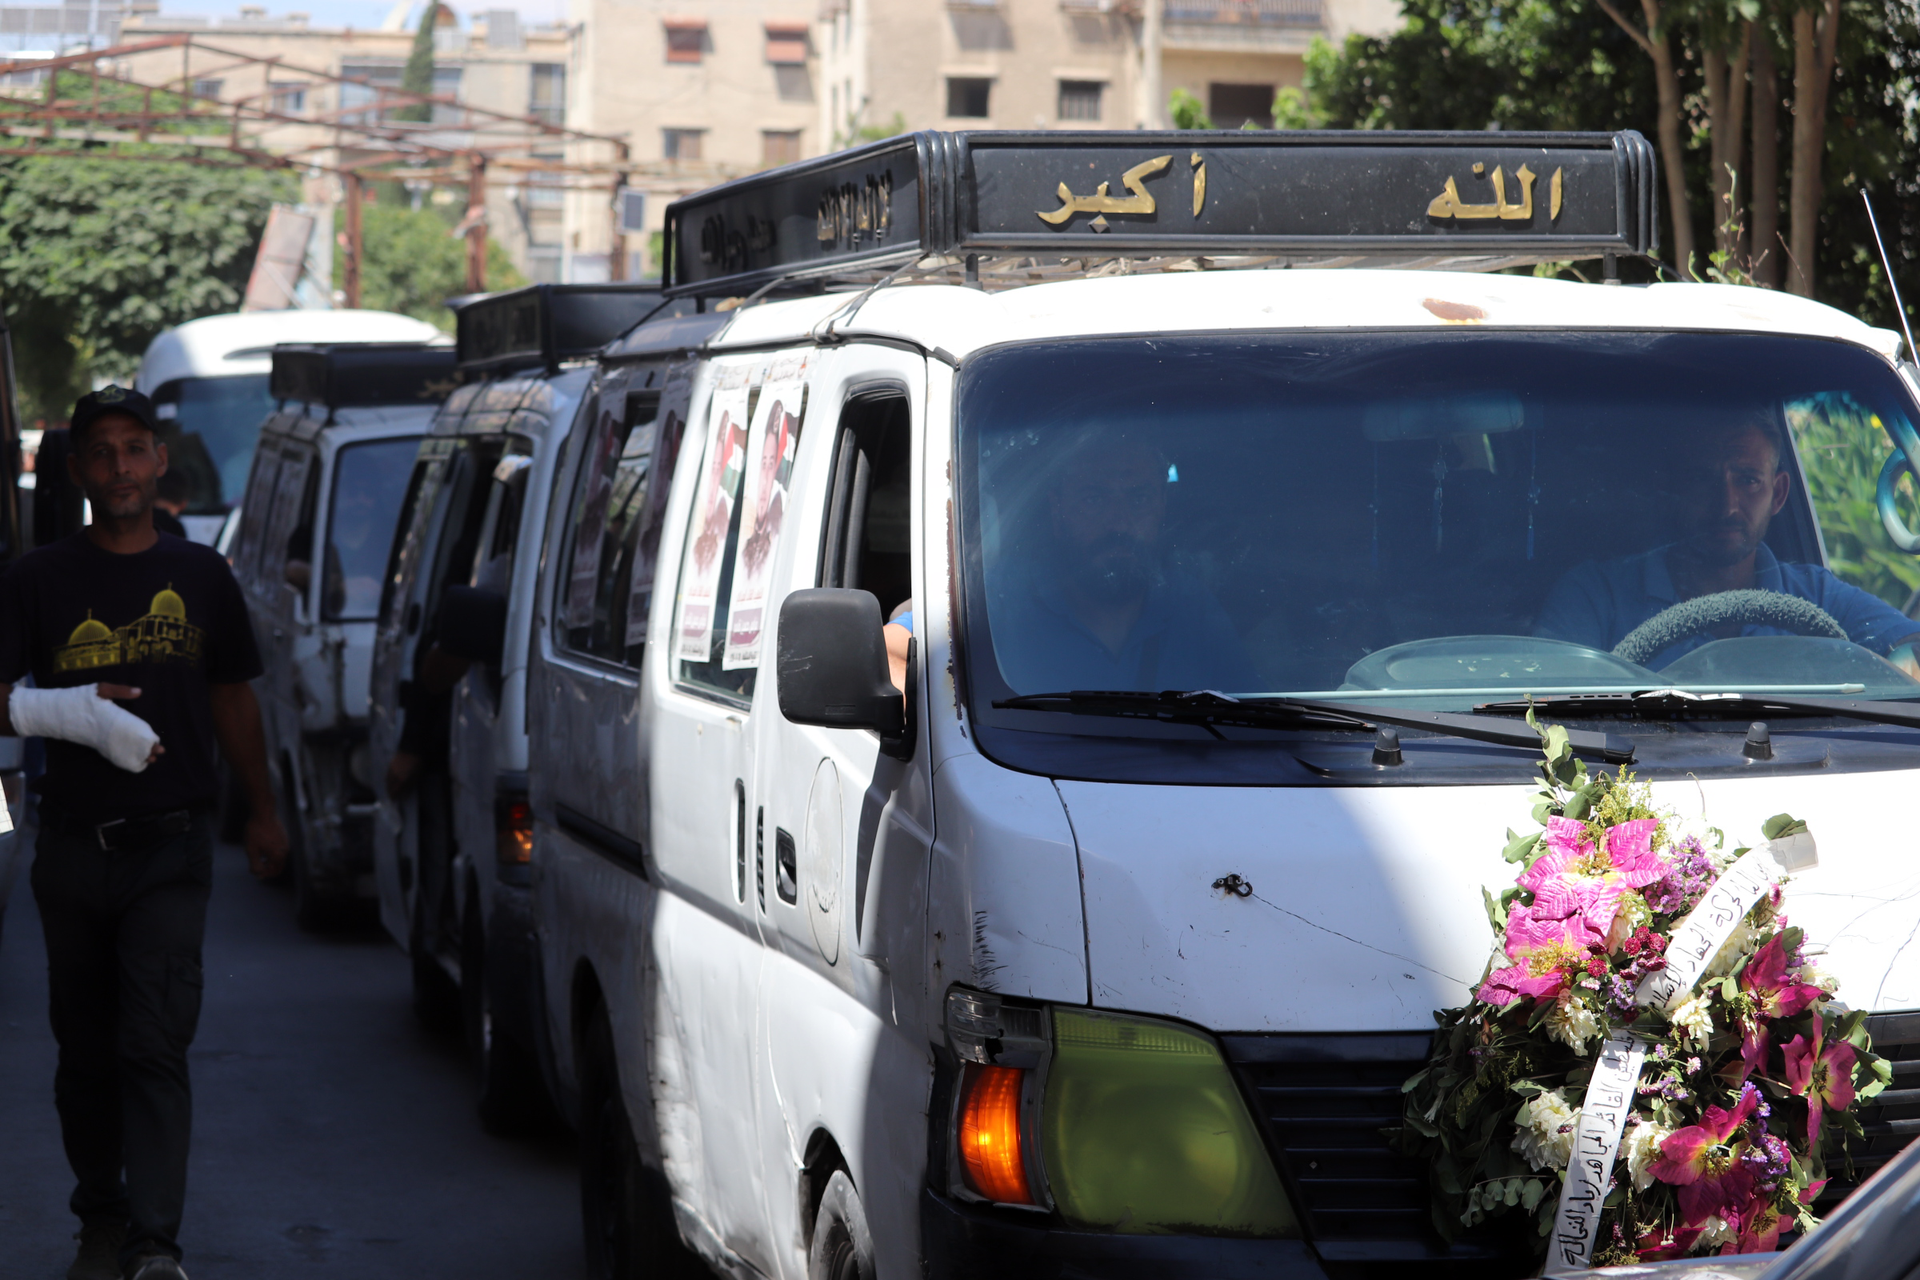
top-left (0, 532), bottom-right (263, 820)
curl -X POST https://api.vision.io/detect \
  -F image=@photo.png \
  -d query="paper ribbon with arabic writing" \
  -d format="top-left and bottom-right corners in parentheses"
top-left (1554, 840), bottom-right (1804, 1269)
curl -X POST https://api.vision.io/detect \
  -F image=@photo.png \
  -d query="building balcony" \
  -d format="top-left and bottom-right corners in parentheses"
top-left (1164, 0), bottom-right (1320, 26)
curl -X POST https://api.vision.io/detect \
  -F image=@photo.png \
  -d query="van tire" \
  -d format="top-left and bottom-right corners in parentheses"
top-left (465, 900), bottom-right (543, 1134)
top-left (579, 1008), bottom-right (696, 1280)
top-left (410, 891), bottom-right (461, 1034)
top-left (808, 1171), bottom-right (874, 1280)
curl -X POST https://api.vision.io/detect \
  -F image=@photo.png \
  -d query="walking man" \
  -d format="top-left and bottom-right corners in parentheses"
top-left (0, 386), bottom-right (288, 1280)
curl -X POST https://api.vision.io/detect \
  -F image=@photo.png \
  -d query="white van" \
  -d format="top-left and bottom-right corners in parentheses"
top-left (368, 284), bottom-right (671, 1130)
top-left (228, 342), bottom-right (457, 928)
top-left (135, 309), bottom-right (442, 543)
top-left (531, 131), bottom-right (1920, 1279)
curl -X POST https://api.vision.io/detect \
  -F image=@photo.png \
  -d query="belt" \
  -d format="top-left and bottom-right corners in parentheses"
top-left (45, 806), bottom-right (198, 853)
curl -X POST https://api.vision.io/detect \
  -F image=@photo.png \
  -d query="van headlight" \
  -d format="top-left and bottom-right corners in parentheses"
top-left (945, 988), bottom-right (1298, 1237)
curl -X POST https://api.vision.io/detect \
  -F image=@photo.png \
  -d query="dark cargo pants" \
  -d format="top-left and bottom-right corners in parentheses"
top-left (32, 810), bottom-right (213, 1270)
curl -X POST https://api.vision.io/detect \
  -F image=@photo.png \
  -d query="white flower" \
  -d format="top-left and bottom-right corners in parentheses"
top-left (1696, 1216), bottom-right (1738, 1250)
top-left (1671, 993), bottom-right (1714, 1044)
top-left (1805, 966), bottom-right (1841, 995)
top-left (1705, 919), bottom-right (1763, 978)
top-left (1621, 1118), bottom-right (1669, 1191)
top-left (1546, 997), bottom-right (1602, 1053)
top-left (1511, 1090), bottom-right (1580, 1172)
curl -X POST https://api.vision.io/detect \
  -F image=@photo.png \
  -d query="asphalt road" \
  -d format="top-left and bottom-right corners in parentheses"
top-left (0, 825), bottom-right (583, 1279)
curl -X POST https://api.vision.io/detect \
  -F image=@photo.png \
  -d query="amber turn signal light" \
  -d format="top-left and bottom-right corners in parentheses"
top-left (958, 1063), bottom-right (1033, 1205)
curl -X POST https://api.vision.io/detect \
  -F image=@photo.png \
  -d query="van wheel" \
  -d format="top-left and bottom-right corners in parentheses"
top-left (808, 1171), bottom-right (874, 1280)
top-left (580, 1009), bottom-right (696, 1280)
top-left (410, 889), bottom-right (461, 1034)
top-left (464, 901), bottom-right (542, 1134)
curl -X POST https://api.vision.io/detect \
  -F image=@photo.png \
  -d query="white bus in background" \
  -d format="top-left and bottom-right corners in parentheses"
top-left (134, 310), bottom-right (443, 544)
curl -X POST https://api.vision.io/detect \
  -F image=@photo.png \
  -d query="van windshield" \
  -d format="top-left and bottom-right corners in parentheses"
top-left (153, 374), bottom-right (277, 513)
top-left (957, 331), bottom-right (1920, 718)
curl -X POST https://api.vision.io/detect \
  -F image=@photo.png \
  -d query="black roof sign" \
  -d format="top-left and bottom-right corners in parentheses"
top-left (269, 342), bottom-right (458, 409)
top-left (663, 129), bottom-right (1658, 298)
top-left (455, 282), bottom-right (669, 375)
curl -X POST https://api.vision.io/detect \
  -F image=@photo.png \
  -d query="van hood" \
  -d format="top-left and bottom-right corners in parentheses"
top-left (1057, 769), bottom-right (1920, 1033)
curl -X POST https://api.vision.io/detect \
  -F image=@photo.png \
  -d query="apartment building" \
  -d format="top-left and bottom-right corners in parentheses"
top-left (819, 0), bottom-right (1399, 139)
top-left (562, 0), bottom-right (819, 278)
top-left (114, 4), bottom-right (580, 284)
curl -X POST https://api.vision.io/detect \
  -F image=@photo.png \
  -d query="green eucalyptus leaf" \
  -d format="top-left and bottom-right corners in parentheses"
top-left (1762, 814), bottom-right (1809, 840)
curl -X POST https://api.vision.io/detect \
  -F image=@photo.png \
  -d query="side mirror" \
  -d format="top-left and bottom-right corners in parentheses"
top-left (777, 589), bottom-right (905, 737)
top-left (437, 584), bottom-right (509, 669)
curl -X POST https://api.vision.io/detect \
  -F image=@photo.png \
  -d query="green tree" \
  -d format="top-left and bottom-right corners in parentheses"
top-left (0, 151), bottom-right (291, 422)
top-left (1169, 88), bottom-right (1213, 130)
top-left (393, 2), bottom-right (443, 124)
top-left (340, 199), bottom-right (525, 326)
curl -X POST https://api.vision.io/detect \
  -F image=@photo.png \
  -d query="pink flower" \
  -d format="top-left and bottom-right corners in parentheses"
top-left (1650, 1084), bottom-right (1762, 1226)
top-left (1742, 935), bottom-right (1823, 1021)
top-left (1783, 1022), bottom-right (1857, 1147)
top-left (1478, 954), bottom-right (1576, 1006)
top-left (1514, 817), bottom-right (1670, 950)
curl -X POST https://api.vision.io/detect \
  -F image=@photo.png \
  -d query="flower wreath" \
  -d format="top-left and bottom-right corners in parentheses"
top-left (1399, 715), bottom-right (1892, 1268)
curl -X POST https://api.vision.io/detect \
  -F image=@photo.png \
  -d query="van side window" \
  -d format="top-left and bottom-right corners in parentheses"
top-left (235, 446), bottom-right (284, 588)
top-left (258, 450), bottom-right (313, 592)
top-left (326, 437), bottom-right (424, 621)
top-left (558, 391), bottom-right (658, 667)
top-left (379, 457), bottom-right (439, 629)
top-left (819, 390), bottom-right (912, 621)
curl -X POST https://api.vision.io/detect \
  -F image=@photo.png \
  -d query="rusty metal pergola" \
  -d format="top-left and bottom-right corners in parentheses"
top-left (0, 33), bottom-right (643, 300)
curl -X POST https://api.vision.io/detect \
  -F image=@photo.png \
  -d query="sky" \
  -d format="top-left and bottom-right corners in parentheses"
top-left (155, 0), bottom-right (571, 33)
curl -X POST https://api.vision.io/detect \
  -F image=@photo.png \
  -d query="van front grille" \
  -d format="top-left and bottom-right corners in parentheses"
top-left (1223, 1013), bottom-right (1920, 1264)
top-left (1219, 1032), bottom-right (1520, 1264)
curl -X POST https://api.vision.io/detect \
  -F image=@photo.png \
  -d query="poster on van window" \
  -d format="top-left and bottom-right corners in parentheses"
top-left (674, 365), bottom-right (752, 664)
top-left (626, 360), bottom-right (694, 649)
top-left (722, 356), bottom-right (808, 670)
top-left (564, 377), bottom-right (628, 629)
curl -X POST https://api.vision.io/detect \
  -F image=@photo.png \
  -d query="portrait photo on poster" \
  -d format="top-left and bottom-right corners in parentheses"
top-left (723, 357), bottom-right (808, 670)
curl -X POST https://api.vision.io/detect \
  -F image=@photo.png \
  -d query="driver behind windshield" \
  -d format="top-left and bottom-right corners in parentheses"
top-left (986, 433), bottom-right (1257, 693)
top-left (1535, 412), bottom-right (1920, 672)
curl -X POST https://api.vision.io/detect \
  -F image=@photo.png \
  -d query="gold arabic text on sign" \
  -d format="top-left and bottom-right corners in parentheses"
top-left (1191, 152), bottom-right (1206, 218)
top-left (1426, 164), bottom-right (1563, 223)
top-left (1037, 154), bottom-right (1174, 226)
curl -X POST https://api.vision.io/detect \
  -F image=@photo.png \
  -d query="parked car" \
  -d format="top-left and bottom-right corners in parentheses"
top-left (228, 341), bottom-right (457, 928)
top-left (135, 309), bottom-right (442, 544)
top-left (367, 283), bottom-right (670, 1130)
top-left (529, 130), bottom-right (1920, 1280)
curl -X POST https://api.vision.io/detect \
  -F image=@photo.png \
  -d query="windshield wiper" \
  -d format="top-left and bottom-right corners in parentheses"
top-left (992, 689), bottom-right (1634, 762)
top-left (1478, 688), bottom-right (1920, 734)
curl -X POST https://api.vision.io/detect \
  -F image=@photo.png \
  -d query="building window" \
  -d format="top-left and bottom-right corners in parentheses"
top-left (190, 78), bottom-right (223, 100)
top-left (764, 22), bottom-right (808, 64)
top-left (269, 81), bottom-right (307, 114)
top-left (1209, 82), bottom-right (1275, 129)
top-left (665, 20), bottom-right (707, 63)
top-left (1057, 79), bottom-right (1102, 121)
top-left (663, 128), bottom-right (705, 161)
top-left (762, 130), bottom-right (802, 167)
top-left (530, 62), bottom-right (565, 126)
top-left (946, 77), bottom-right (991, 119)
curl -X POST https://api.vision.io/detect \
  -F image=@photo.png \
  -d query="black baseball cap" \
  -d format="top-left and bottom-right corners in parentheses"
top-left (70, 384), bottom-right (162, 439)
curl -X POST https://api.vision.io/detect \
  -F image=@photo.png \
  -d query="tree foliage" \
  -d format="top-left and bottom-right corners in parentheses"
top-left (393, 2), bottom-right (443, 124)
top-left (1293, 0), bottom-right (1920, 328)
top-left (0, 151), bottom-right (292, 422)
top-left (338, 197), bottom-right (524, 326)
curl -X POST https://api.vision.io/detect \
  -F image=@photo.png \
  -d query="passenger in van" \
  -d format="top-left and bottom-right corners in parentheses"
top-left (987, 436), bottom-right (1257, 694)
top-left (1535, 412), bottom-right (1920, 671)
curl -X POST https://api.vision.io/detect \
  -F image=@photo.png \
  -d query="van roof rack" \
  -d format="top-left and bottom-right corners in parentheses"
top-left (454, 282), bottom-right (669, 375)
top-left (662, 129), bottom-right (1659, 300)
top-left (269, 342), bottom-right (458, 409)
